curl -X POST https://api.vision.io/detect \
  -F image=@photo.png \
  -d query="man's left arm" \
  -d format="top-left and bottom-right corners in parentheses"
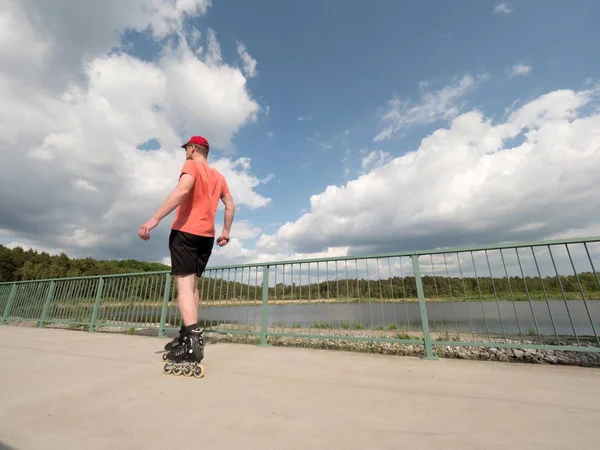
top-left (138, 174), bottom-right (195, 240)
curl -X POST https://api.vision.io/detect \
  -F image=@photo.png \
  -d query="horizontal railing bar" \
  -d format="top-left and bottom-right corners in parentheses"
top-left (3, 235), bottom-right (599, 285)
top-left (0, 271), bottom-right (169, 285)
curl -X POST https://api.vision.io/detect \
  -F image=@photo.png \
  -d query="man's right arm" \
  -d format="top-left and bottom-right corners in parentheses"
top-left (222, 194), bottom-right (235, 233)
top-left (217, 193), bottom-right (235, 246)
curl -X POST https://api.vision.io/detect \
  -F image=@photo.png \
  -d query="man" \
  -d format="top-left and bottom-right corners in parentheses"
top-left (138, 135), bottom-right (235, 366)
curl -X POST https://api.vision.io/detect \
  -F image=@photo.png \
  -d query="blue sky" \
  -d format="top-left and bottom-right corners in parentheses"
top-left (1, 0), bottom-right (599, 265)
top-left (185, 0), bottom-right (599, 248)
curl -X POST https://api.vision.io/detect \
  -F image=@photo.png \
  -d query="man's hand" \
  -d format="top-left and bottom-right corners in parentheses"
top-left (217, 232), bottom-right (230, 247)
top-left (138, 217), bottom-right (160, 241)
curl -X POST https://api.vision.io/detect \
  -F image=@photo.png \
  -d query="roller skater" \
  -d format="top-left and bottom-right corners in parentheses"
top-left (138, 135), bottom-right (235, 378)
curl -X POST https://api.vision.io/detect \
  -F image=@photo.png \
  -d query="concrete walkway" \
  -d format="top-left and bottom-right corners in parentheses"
top-left (0, 327), bottom-right (599, 450)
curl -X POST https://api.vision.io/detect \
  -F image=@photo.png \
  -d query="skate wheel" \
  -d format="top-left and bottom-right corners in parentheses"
top-left (183, 366), bottom-right (194, 377)
top-left (193, 364), bottom-right (204, 378)
top-left (163, 363), bottom-right (173, 375)
top-left (162, 353), bottom-right (168, 361)
top-left (173, 365), bottom-right (183, 376)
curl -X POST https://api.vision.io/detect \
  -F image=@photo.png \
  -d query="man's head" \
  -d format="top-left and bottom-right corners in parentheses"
top-left (181, 135), bottom-right (210, 160)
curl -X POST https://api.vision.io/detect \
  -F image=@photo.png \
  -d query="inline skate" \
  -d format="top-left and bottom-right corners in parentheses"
top-left (163, 325), bottom-right (185, 352)
top-left (163, 325), bottom-right (205, 378)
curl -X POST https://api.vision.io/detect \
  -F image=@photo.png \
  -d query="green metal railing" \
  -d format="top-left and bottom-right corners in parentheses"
top-left (1, 236), bottom-right (600, 359)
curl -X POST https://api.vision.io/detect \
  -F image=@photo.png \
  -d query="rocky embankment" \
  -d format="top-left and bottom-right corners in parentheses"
top-left (206, 331), bottom-right (600, 368)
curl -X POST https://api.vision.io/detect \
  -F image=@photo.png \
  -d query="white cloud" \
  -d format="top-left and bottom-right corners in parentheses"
top-left (231, 220), bottom-right (262, 240)
top-left (493, 3), bottom-right (514, 14)
top-left (5, 240), bottom-right (67, 256)
top-left (210, 158), bottom-right (271, 209)
top-left (236, 42), bottom-right (257, 78)
top-left (205, 28), bottom-right (222, 65)
top-left (342, 149), bottom-right (351, 162)
top-left (212, 238), bottom-right (351, 267)
top-left (508, 63), bottom-right (532, 78)
top-left (257, 85), bottom-right (600, 257)
top-left (0, 0), bottom-right (211, 89)
top-left (374, 73), bottom-right (489, 141)
top-left (360, 149), bottom-right (393, 171)
top-left (259, 173), bottom-right (275, 185)
top-left (341, 149), bottom-right (352, 177)
top-left (73, 178), bottom-right (100, 193)
top-left (308, 132), bottom-right (333, 150)
top-left (0, 0), bottom-right (270, 262)
top-left (0, 1), bottom-right (50, 66)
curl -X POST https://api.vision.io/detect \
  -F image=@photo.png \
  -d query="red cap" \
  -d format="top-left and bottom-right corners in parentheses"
top-left (181, 135), bottom-right (209, 150)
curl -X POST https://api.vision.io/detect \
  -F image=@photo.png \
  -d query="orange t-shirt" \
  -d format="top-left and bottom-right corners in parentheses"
top-left (171, 160), bottom-right (230, 237)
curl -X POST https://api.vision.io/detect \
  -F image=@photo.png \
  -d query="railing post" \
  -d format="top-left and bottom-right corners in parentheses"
top-left (39, 281), bottom-right (56, 328)
top-left (158, 273), bottom-right (172, 338)
top-left (258, 265), bottom-right (270, 347)
top-left (412, 255), bottom-right (438, 360)
top-left (89, 277), bottom-right (104, 332)
top-left (2, 283), bottom-right (18, 324)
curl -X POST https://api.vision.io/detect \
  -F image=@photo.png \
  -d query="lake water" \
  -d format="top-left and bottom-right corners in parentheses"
top-left (183, 299), bottom-right (600, 338)
top-left (105, 299), bottom-right (599, 338)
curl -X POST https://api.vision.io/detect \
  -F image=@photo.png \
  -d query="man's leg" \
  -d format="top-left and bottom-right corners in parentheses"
top-left (176, 273), bottom-right (199, 326)
top-left (164, 230), bottom-right (205, 368)
top-left (164, 230), bottom-right (201, 351)
top-left (193, 280), bottom-right (200, 311)
top-left (192, 236), bottom-right (212, 327)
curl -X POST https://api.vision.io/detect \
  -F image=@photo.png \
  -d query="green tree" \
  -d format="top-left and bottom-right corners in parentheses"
top-left (0, 245), bottom-right (170, 282)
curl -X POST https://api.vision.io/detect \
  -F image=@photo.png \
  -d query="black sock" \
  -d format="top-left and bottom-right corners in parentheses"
top-left (184, 323), bottom-right (201, 333)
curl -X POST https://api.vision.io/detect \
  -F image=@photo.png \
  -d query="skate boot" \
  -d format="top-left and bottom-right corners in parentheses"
top-left (163, 325), bottom-right (205, 378)
top-left (163, 325), bottom-right (185, 355)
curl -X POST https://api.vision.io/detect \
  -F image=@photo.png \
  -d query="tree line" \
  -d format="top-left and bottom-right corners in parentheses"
top-left (205, 272), bottom-right (600, 301)
top-left (2, 245), bottom-right (599, 302)
top-left (0, 245), bottom-right (169, 282)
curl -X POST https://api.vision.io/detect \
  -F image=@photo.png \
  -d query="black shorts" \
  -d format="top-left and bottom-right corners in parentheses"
top-left (168, 229), bottom-right (214, 276)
